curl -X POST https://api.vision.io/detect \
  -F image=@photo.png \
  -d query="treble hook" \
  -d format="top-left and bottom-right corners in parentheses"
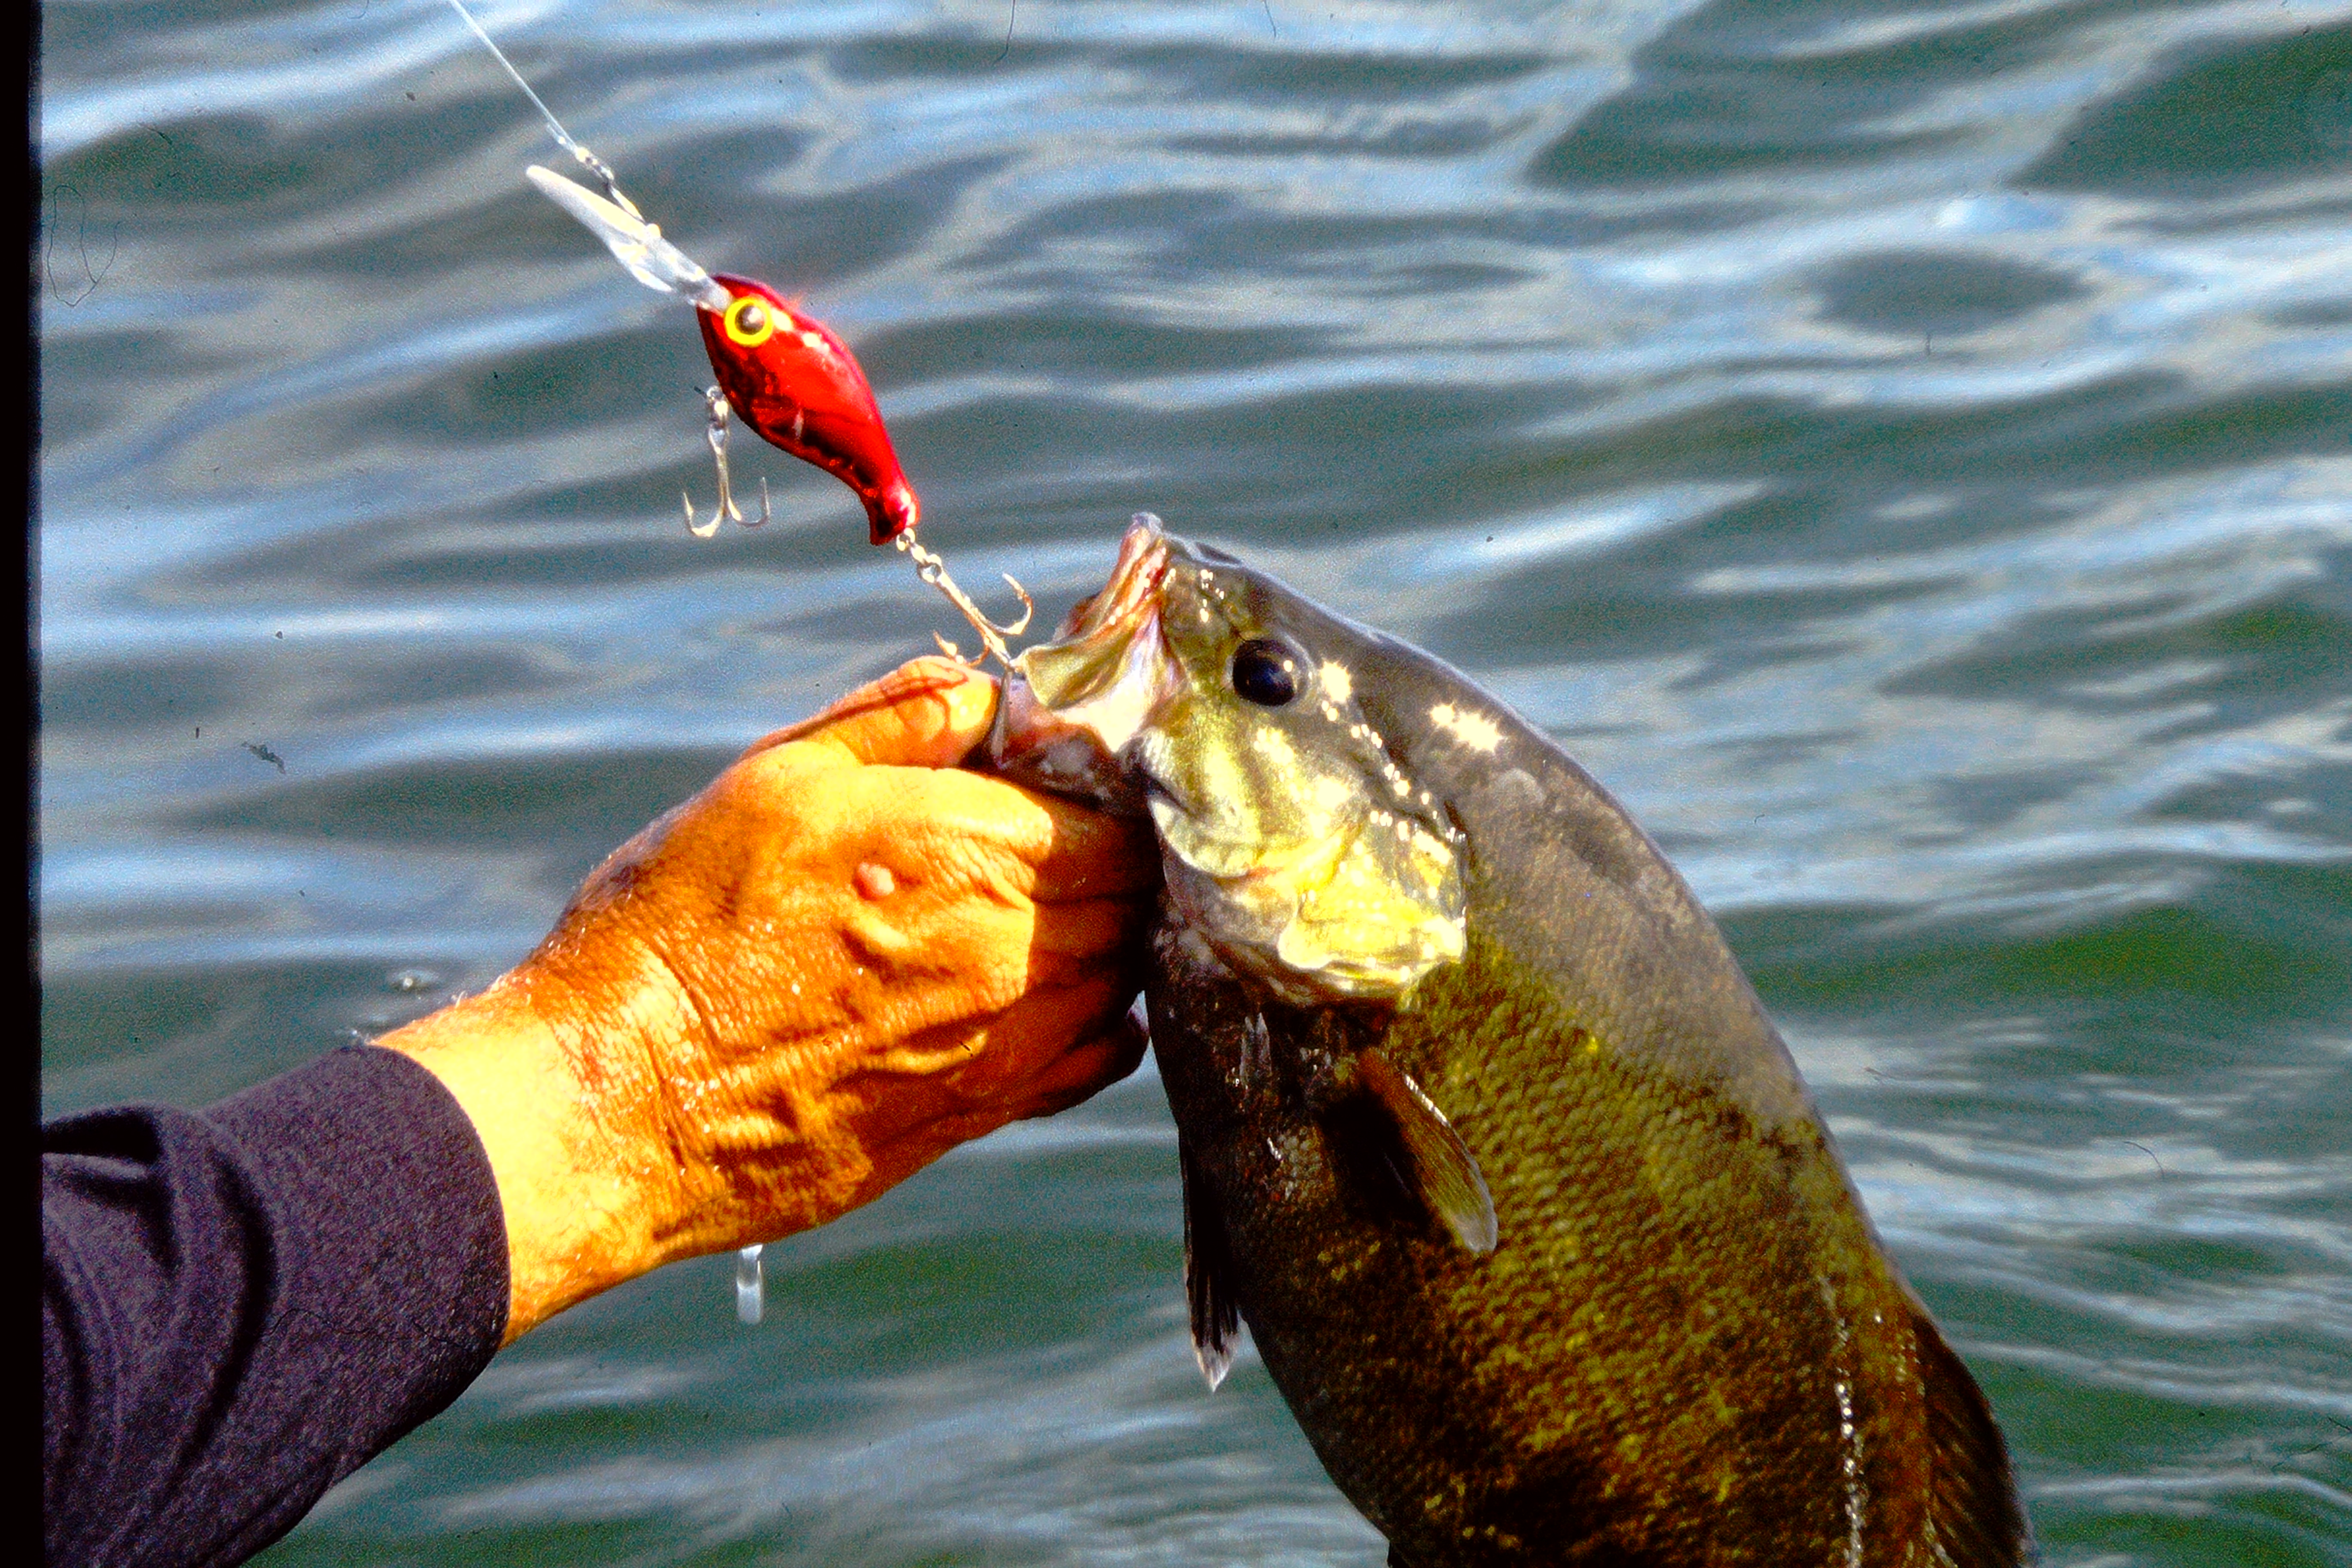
top-left (683, 384), bottom-right (772, 538)
top-left (897, 530), bottom-right (1034, 669)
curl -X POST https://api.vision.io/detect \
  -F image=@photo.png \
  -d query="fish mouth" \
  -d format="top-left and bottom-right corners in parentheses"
top-left (986, 513), bottom-right (1176, 809)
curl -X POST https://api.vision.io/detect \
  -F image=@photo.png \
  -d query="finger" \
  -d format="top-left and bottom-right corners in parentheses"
top-left (1014, 1010), bottom-right (1151, 1119)
top-left (865, 903), bottom-right (1134, 1012)
top-left (945, 972), bottom-right (1139, 1099)
top-left (853, 769), bottom-right (1160, 902)
top-left (851, 958), bottom-right (1133, 1081)
top-left (988, 973), bottom-right (1143, 1072)
top-left (1017, 896), bottom-right (1155, 963)
top-left (744, 656), bottom-right (999, 768)
top-left (1020, 791), bottom-right (1163, 903)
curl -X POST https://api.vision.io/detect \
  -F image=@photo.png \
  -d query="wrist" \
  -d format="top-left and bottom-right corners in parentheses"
top-left (377, 967), bottom-right (679, 1344)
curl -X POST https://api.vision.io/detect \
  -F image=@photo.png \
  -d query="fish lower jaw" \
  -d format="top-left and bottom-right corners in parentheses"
top-left (1163, 870), bottom-right (1456, 1007)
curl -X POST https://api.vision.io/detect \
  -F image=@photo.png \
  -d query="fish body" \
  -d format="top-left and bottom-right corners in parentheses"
top-left (989, 516), bottom-right (2028, 1567)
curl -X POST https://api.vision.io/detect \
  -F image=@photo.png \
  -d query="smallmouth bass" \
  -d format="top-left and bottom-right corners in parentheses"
top-left (988, 514), bottom-right (2030, 1567)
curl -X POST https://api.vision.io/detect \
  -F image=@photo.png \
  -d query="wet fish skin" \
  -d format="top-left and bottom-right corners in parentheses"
top-left (994, 520), bottom-right (2030, 1566)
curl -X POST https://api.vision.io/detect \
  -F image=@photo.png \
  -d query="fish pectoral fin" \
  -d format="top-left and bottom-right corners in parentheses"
top-left (1910, 1296), bottom-right (2033, 1565)
top-left (1350, 1049), bottom-right (1499, 1256)
top-left (1180, 1137), bottom-right (1242, 1392)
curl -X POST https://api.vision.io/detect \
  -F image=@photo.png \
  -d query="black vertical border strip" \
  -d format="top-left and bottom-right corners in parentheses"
top-left (21, 0), bottom-right (50, 1540)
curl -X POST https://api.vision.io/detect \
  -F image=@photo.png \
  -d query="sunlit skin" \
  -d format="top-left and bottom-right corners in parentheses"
top-left (382, 658), bottom-right (1158, 1344)
top-left (697, 274), bottom-right (919, 544)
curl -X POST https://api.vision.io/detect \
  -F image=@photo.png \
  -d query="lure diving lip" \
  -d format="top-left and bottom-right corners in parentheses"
top-left (522, 163), bottom-right (729, 309)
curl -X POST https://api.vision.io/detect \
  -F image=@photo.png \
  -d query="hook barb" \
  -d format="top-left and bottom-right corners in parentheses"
top-left (997, 573), bottom-right (1035, 637)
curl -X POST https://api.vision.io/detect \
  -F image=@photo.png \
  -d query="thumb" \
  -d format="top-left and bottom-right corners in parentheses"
top-left (748, 656), bottom-right (1001, 769)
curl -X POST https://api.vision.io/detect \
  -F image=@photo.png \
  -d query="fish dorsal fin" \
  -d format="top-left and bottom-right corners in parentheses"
top-left (1909, 1299), bottom-right (2034, 1565)
top-left (1180, 1136), bottom-right (1242, 1391)
top-left (1352, 1049), bottom-right (1498, 1256)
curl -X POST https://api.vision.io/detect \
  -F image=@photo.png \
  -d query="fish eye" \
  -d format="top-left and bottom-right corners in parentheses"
top-left (723, 296), bottom-right (778, 348)
top-left (1230, 637), bottom-right (1302, 707)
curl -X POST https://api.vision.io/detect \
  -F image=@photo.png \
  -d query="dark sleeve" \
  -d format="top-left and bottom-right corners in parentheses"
top-left (43, 1046), bottom-right (510, 1568)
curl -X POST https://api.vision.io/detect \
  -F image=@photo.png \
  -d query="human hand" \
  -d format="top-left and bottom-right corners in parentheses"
top-left (382, 657), bottom-right (1157, 1342)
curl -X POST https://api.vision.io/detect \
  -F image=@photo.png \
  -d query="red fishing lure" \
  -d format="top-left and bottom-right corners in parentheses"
top-left (458, 0), bottom-right (1023, 661)
top-left (694, 275), bottom-right (917, 545)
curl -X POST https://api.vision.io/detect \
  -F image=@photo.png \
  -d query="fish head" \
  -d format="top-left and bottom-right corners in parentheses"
top-left (992, 514), bottom-right (1466, 1005)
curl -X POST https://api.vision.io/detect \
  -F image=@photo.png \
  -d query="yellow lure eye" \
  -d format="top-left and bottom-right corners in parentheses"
top-left (723, 295), bottom-right (781, 348)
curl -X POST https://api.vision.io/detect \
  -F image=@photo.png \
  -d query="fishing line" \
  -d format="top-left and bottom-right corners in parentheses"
top-left (442, 0), bottom-right (639, 217)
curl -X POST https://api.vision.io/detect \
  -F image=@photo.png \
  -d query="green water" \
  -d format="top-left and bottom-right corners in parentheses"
top-left (39, 0), bottom-right (2352, 1562)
